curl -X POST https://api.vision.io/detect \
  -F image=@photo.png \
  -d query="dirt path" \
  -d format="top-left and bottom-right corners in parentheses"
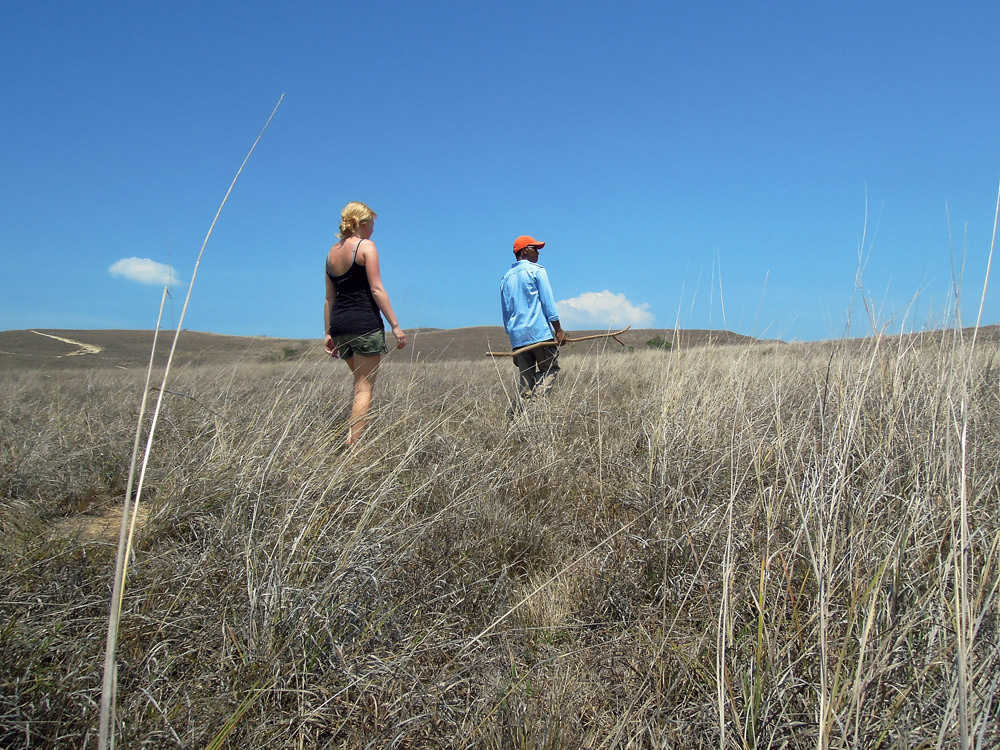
top-left (52, 504), bottom-right (150, 543)
top-left (31, 330), bottom-right (104, 356)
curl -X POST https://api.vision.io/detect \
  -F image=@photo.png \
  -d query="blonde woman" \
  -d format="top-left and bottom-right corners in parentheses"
top-left (324, 201), bottom-right (406, 444)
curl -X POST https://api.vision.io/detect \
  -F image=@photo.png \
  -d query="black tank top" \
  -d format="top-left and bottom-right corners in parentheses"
top-left (327, 239), bottom-right (383, 336)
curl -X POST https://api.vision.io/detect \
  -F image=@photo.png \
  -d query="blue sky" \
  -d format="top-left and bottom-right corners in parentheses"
top-left (3, 2), bottom-right (999, 342)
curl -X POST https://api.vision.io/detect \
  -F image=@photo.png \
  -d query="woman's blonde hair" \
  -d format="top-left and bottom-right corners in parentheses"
top-left (338, 201), bottom-right (377, 238)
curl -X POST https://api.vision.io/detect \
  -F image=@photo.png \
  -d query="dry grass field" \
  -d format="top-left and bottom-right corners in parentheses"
top-left (1, 327), bottom-right (998, 748)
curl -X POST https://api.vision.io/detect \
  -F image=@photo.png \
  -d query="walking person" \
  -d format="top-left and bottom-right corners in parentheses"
top-left (500, 235), bottom-right (567, 405)
top-left (324, 201), bottom-right (405, 445)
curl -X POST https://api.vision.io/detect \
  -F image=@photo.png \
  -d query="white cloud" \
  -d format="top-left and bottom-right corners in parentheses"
top-left (109, 257), bottom-right (180, 286)
top-left (556, 290), bottom-right (654, 329)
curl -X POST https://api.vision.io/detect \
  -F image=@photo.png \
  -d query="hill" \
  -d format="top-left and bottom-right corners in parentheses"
top-left (4, 324), bottom-right (999, 374)
top-left (0, 326), bottom-right (768, 372)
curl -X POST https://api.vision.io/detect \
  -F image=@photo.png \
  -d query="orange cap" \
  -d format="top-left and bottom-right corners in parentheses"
top-left (513, 235), bottom-right (545, 254)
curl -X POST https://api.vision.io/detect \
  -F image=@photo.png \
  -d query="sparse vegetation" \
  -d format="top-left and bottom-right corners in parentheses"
top-left (1, 334), bottom-right (998, 747)
top-left (645, 334), bottom-right (672, 350)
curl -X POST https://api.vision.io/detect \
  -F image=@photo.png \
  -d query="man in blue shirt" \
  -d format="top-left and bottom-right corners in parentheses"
top-left (500, 235), bottom-right (567, 401)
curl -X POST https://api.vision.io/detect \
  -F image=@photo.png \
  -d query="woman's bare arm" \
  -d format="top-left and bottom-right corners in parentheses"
top-left (324, 260), bottom-right (337, 355)
top-left (359, 240), bottom-right (406, 349)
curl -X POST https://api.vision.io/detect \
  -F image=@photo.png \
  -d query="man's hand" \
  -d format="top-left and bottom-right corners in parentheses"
top-left (552, 321), bottom-right (567, 346)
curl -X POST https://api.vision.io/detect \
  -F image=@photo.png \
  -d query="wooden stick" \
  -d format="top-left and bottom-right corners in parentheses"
top-left (486, 325), bottom-right (632, 357)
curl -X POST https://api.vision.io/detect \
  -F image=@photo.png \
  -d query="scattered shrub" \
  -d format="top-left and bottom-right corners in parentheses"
top-left (646, 334), bottom-right (671, 350)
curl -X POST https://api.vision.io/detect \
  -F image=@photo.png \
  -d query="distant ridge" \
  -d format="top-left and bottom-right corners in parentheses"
top-left (0, 329), bottom-right (310, 372)
top-left (0, 327), bottom-right (764, 371)
top-left (2, 325), bottom-right (996, 372)
top-left (403, 326), bottom-right (770, 361)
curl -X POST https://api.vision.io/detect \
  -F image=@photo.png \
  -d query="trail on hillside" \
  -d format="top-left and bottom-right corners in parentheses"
top-left (31, 330), bottom-right (103, 356)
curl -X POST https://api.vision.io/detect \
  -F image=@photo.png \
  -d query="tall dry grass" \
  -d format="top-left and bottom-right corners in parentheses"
top-left (1, 335), bottom-right (998, 748)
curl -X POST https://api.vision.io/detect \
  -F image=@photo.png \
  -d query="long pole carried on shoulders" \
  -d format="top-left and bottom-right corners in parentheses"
top-left (486, 325), bottom-right (631, 357)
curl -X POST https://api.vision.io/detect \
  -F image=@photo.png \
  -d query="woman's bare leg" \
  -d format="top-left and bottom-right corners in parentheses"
top-left (344, 353), bottom-right (380, 444)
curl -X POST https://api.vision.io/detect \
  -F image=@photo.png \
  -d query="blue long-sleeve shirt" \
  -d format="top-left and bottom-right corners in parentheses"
top-left (500, 260), bottom-right (560, 348)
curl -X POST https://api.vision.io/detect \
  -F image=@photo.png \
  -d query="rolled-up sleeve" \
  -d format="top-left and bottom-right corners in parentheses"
top-left (536, 267), bottom-right (559, 323)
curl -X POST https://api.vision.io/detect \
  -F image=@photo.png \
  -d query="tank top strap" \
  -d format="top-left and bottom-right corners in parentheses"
top-left (352, 238), bottom-right (363, 265)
